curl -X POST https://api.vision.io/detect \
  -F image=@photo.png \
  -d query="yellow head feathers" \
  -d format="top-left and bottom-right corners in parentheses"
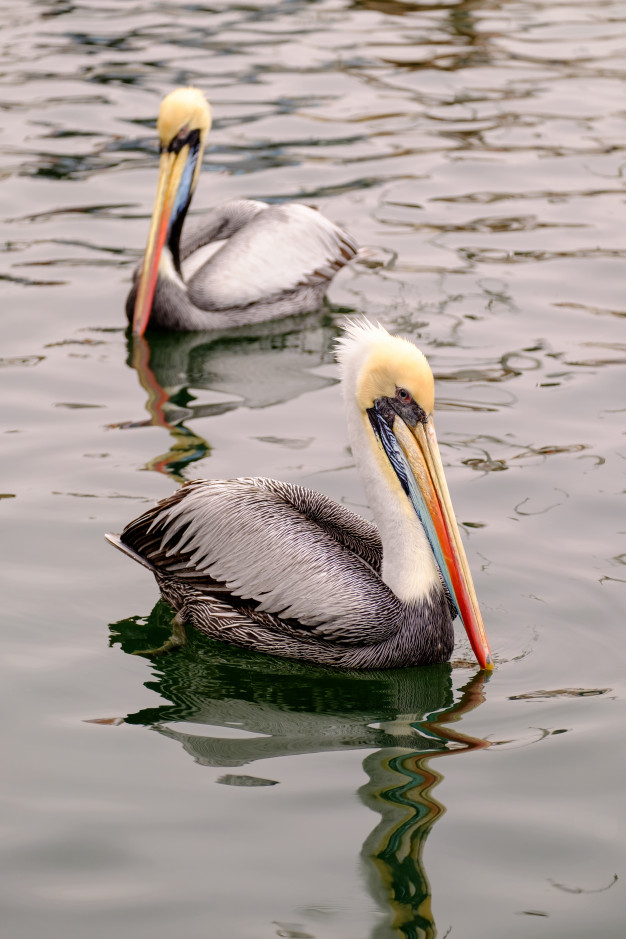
top-left (336, 319), bottom-right (435, 416)
top-left (157, 87), bottom-right (212, 148)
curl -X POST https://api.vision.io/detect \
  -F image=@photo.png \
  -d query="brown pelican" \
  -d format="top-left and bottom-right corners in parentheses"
top-left (106, 320), bottom-right (493, 670)
top-left (127, 87), bottom-right (358, 335)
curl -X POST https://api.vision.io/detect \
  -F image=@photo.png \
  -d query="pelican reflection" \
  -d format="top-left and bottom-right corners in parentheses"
top-left (102, 604), bottom-right (489, 937)
top-left (113, 313), bottom-right (342, 480)
top-left (360, 677), bottom-right (488, 939)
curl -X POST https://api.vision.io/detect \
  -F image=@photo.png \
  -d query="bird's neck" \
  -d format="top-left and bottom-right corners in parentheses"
top-left (166, 199), bottom-right (191, 276)
top-left (344, 400), bottom-right (441, 605)
top-left (167, 134), bottom-right (204, 275)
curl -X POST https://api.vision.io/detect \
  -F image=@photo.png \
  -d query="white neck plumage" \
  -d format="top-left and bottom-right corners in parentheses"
top-left (343, 394), bottom-right (441, 606)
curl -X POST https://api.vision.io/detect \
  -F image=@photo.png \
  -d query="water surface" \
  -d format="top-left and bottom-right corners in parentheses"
top-left (1, 1), bottom-right (625, 936)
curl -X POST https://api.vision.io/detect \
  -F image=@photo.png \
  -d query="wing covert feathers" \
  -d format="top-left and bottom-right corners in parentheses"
top-left (118, 477), bottom-right (400, 644)
top-left (185, 203), bottom-right (357, 310)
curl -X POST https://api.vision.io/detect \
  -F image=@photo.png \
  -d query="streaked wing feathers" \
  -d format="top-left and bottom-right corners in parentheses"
top-left (120, 478), bottom-right (400, 643)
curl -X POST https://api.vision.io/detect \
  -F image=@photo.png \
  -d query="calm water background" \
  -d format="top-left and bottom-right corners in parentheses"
top-left (1, 0), bottom-right (625, 936)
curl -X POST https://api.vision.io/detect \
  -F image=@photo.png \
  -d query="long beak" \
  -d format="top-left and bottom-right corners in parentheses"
top-left (394, 416), bottom-right (493, 670)
top-left (131, 148), bottom-right (189, 337)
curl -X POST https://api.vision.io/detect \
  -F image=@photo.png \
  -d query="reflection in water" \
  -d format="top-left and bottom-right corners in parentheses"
top-left (114, 312), bottom-right (343, 480)
top-left (361, 678), bottom-right (488, 939)
top-left (107, 603), bottom-right (489, 938)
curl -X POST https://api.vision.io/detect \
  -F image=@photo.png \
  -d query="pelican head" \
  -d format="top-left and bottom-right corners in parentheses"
top-left (132, 87), bottom-right (212, 336)
top-left (337, 320), bottom-right (493, 670)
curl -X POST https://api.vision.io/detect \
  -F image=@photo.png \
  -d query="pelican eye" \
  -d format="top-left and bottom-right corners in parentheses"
top-left (167, 126), bottom-right (200, 154)
top-left (390, 386), bottom-right (428, 426)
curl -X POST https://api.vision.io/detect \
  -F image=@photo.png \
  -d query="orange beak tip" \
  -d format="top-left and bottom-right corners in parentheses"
top-left (131, 297), bottom-right (151, 337)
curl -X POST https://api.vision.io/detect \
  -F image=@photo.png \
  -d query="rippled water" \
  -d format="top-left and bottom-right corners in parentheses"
top-left (2, 1), bottom-right (625, 936)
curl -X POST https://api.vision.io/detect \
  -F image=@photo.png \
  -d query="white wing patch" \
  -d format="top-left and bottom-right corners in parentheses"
top-left (186, 204), bottom-right (355, 309)
top-left (181, 240), bottom-right (226, 281)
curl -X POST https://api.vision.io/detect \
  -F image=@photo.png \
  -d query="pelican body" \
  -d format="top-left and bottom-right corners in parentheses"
top-left (127, 87), bottom-right (358, 334)
top-left (107, 321), bottom-right (492, 670)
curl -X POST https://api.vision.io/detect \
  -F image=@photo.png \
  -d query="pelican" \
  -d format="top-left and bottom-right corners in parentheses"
top-left (106, 320), bottom-right (493, 670)
top-left (127, 87), bottom-right (358, 335)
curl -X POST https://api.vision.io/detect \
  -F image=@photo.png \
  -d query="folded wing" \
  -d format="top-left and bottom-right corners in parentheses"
top-left (118, 477), bottom-right (400, 644)
top-left (184, 203), bottom-right (358, 310)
